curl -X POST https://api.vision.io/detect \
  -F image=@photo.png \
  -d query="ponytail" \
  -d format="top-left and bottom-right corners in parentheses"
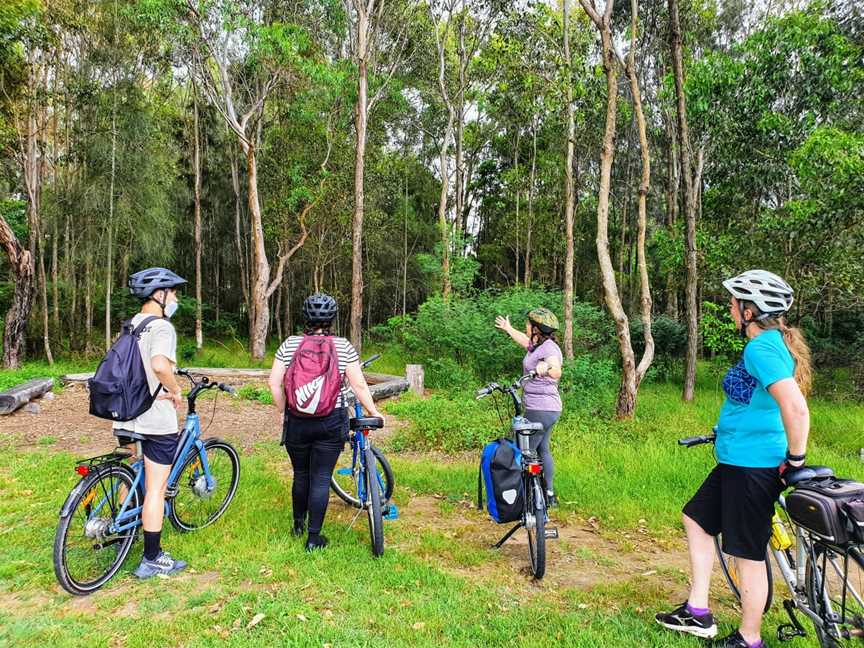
top-left (779, 321), bottom-right (813, 397)
top-left (746, 300), bottom-right (813, 396)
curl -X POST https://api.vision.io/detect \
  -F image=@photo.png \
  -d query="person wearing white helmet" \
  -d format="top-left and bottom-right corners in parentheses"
top-left (657, 270), bottom-right (812, 648)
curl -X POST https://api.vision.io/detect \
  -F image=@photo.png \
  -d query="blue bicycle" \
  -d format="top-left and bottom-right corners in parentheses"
top-left (53, 369), bottom-right (240, 595)
top-left (329, 354), bottom-right (396, 557)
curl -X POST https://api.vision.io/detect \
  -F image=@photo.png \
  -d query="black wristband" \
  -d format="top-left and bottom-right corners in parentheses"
top-left (786, 450), bottom-right (806, 462)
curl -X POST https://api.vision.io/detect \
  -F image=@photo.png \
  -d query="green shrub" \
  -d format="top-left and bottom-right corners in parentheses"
top-left (388, 392), bottom-right (504, 452)
top-left (237, 383), bottom-right (273, 404)
top-left (701, 301), bottom-right (744, 360)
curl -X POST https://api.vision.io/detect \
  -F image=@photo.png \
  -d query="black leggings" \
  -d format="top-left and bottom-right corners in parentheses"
top-left (283, 408), bottom-right (348, 536)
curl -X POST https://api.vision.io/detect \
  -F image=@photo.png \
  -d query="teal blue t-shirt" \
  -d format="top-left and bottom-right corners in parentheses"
top-left (715, 329), bottom-right (795, 468)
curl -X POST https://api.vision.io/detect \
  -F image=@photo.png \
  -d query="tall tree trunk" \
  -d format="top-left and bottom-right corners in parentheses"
top-left (514, 129), bottom-right (520, 284)
top-left (246, 142), bottom-right (270, 359)
top-left (403, 170), bottom-right (409, 318)
top-left (0, 217), bottom-right (34, 369)
top-left (193, 90), bottom-right (203, 350)
top-left (669, 0), bottom-right (699, 401)
top-left (436, 110), bottom-right (455, 299)
top-left (51, 214), bottom-right (59, 338)
top-left (105, 104), bottom-right (117, 351)
top-left (562, 0), bottom-right (576, 360)
top-left (525, 122), bottom-right (537, 288)
top-left (626, 0), bottom-right (654, 390)
top-left (231, 154), bottom-right (250, 315)
top-left (665, 113), bottom-right (679, 319)
top-left (350, 1), bottom-right (371, 351)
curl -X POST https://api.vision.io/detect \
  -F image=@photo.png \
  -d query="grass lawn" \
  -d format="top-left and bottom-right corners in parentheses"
top-left (1, 358), bottom-right (861, 646)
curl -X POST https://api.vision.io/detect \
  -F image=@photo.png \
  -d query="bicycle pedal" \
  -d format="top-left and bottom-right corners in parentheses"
top-left (776, 623), bottom-right (806, 641)
top-left (544, 528), bottom-right (559, 539)
top-left (384, 505), bottom-right (399, 521)
top-left (164, 486), bottom-right (179, 499)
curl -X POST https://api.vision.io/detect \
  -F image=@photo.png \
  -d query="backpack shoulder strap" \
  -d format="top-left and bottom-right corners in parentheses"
top-left (131, 315), bottom-right (161, 338)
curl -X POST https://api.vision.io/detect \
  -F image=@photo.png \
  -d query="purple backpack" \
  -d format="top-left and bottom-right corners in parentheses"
top-left (88, 316), bottom-right (162, 421)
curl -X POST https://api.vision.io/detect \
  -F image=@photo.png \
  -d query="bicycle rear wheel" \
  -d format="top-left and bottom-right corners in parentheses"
top-left (169, 439), bottom-right (240, 532)
top-left (365, 447), bottom-right (385, 558)
top-left (53, 464), bottom-right (139, 595)
top-left (331, 444), bottom-right (394, 508)
top-left (806, 544), bottom-right (864, 647)
top-left (526, 474), bottom-right (546, 580)
top-left (715, 535), bottom-right (773, 613)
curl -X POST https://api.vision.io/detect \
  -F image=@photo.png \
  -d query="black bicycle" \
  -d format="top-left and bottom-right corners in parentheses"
top-left (477, 372), bottom-right (557, 579)
top-left (681, 434), bottom-right (864, 646)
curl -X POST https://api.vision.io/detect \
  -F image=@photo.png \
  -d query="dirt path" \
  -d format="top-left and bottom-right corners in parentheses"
top-left (1, 387), bottom-right (698, 601)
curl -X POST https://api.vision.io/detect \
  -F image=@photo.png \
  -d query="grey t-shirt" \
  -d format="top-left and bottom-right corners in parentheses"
top-left (112, 314), bottom-right (178, 435)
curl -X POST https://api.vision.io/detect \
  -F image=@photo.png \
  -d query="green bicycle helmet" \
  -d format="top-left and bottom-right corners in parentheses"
top-left (526, 307), bottom-right (559, 334)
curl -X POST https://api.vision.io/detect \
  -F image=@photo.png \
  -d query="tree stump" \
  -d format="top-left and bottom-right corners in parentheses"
top-left (406, 364), bottom-right (424, 396)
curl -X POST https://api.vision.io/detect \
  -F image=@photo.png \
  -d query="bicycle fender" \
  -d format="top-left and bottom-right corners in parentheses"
top-left (59, 479), bottom-right (87, 517)
top-left (199, 436), bottom-right (229, 446)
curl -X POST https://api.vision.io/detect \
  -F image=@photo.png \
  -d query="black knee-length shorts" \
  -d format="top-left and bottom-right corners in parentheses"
top-left (683, 463), bottom-right (784, 561)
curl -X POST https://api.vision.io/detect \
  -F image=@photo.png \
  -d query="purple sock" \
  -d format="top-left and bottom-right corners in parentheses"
top-left (746, 640), bottom-right (764, 648)
top-left (686, 602), bottom-right (710, 616)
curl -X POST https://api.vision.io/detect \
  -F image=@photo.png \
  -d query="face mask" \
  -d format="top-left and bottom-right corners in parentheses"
top-left (164, 301), bottom-right (178, 319)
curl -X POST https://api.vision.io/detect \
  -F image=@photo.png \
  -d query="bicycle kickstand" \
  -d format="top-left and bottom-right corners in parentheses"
top-left (777, 599), bottom-right (808, 642)
top-left (492, 522), bottom-right (523, 549)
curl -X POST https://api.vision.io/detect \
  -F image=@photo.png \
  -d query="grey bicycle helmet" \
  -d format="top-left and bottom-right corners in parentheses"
top-left (302, 293), bottom-right (338, 324)
top-left (722, 269), bottom-right (794, 318)
top-left (128, 267), bottom-right (187, 300)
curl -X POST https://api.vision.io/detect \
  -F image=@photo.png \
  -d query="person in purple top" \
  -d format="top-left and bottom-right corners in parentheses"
top-left (495, 307), bottom-right (564, 506)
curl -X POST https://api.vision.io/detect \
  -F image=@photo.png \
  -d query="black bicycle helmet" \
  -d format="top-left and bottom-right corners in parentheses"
top-left (303, 293), bottom-right (338, 324)
top-left (128, 267), bottom-right (187, 300)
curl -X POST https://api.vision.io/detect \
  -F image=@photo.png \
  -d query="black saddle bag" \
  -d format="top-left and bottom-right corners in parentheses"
top-left (786, 477), bottom-right (864, 546)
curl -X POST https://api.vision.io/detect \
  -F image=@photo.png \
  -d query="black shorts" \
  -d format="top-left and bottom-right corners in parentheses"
top-left (683, 463), bottom-right (783, 561)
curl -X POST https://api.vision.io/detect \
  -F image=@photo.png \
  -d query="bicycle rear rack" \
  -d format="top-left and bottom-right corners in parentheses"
top-left (75, 448), bottom-right (134, 472)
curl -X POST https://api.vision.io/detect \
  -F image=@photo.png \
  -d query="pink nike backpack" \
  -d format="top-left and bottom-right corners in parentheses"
top-left (283, 336), bottom-right (342, 417)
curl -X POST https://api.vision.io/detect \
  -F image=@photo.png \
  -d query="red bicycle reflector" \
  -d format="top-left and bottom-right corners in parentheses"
top-left (527, 463), bottom-right (542, 474)
top-left (362, 429), bottom-right (370, 437)
top-left (75, 465), bottom-right (89, 477)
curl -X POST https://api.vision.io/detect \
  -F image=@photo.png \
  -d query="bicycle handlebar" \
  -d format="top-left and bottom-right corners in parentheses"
top-left (361, 354), bottom-right (381, 370)
top-left (678, 434), bottom-right (717, 448)
top-left (475, 372), bottom-right (537, 401)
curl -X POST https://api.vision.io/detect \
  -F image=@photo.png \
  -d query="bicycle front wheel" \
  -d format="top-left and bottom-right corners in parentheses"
top-left (169, 439), bottom-right (240, 532)
top-left (331, 444), bottom-right (394, 508)
top-left (806, 544), bottom-right (864, 647)
top-left (365, 447), bottom-right (385, 557)
top-left (526, 474), bottom-right (546, 580)
top-left (715, 535), bottom-right (773, 613)
top-left (53, 464), bottom-right (139, 595)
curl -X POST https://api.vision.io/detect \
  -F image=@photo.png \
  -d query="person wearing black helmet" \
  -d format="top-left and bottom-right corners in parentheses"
top-left (268, 292), bottom-right (384, 551)
top-left (495, 307), bottom-right (564, 507)
top-left (118, 267), bottom-right (189, 579)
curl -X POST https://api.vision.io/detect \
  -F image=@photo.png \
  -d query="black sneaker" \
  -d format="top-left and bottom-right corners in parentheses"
top-left (709, 631), bottom-right (761, 647)
top-left (655, 602), bottom-right (718, 639)
top-left (305, 534), bottom-right (329, 552)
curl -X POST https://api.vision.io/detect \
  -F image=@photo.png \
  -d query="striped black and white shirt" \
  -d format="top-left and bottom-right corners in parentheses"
top-left (275, 335), bottom-right (360, 408)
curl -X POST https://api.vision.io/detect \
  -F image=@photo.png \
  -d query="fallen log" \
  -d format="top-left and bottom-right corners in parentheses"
top-left (0, 378), bottom-right (55, 415)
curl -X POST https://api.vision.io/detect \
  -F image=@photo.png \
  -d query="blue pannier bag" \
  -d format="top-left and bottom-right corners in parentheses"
top-left (88, 316), bottom-right (162, 422)
top-left (478, 438), bottom-right (523, 523)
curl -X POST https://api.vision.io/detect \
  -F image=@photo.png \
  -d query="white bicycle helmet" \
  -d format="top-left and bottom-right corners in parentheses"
top-left (722, 269), bottom-right (794, 319)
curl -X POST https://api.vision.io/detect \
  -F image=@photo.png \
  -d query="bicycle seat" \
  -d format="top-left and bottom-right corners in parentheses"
top-left (113, 429), bottom-right (147, 442)
top-left (808, 465), bottom-right (834, 478)
top-left (512, 417), bottom-right (544, 435)
top-left (784, 466), bottom-right (817, 486)
top-left (350, 416), bottom-right (384, 431)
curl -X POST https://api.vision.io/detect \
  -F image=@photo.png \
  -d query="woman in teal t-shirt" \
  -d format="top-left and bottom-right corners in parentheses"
top-left (656, 270), bottom-right (812, 648)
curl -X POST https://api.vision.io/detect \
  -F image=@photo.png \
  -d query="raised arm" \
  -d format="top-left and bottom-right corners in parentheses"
top-left (495, 315), bottom-right (530, 349)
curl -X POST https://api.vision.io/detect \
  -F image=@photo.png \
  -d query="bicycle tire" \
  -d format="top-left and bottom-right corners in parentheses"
top-left (169, 439), bottom-right (240, 532)
top-left (526, 474), bottom-right (546, 580)
top-left (805, 543), bottom-right (864, 647)
top-left (365, 447), bottom-right (385, 558)
top-left (331, 445), bottom-right (394, 508)
top-left (714, 535), bottom-right (773, 613)
top-left (53, 463), bottom-right (139, 596)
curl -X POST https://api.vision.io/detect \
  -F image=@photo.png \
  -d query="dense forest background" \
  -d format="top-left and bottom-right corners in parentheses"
top-left (1, 0), bottom-right (862, 413)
